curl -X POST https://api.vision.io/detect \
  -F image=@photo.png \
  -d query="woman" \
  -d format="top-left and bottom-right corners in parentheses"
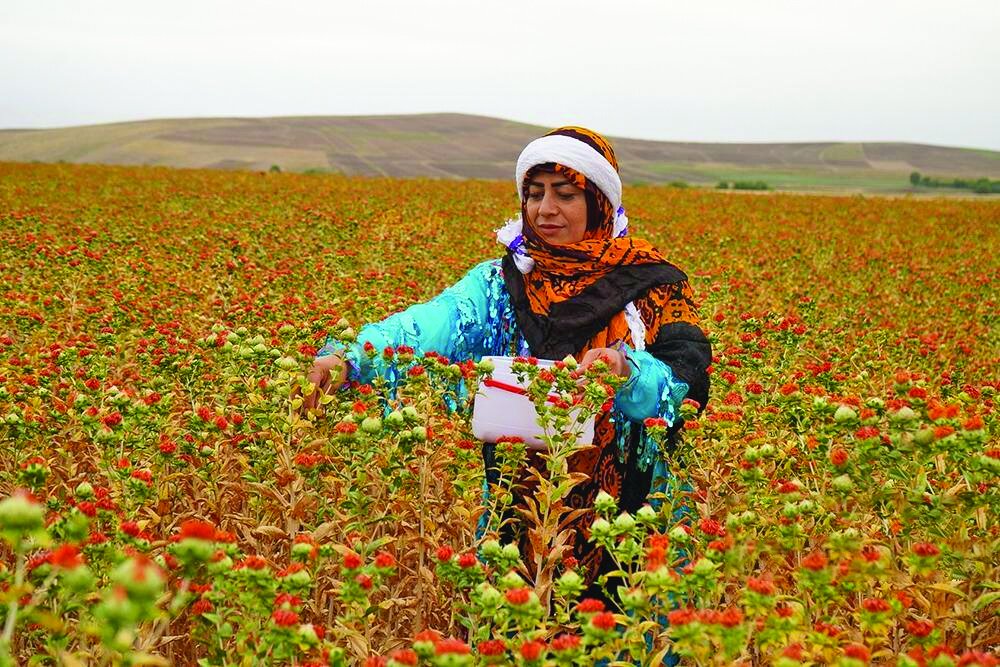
top-left (304, 126), bottom-right (712, 600)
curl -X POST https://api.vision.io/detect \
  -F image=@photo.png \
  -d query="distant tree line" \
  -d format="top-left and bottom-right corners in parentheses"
top-left (910, 171), bottom-right (1000, 194)
top-left (717, 180), bottom-right (770, 191)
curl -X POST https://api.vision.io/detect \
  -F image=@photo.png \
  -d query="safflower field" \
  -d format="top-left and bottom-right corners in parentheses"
top-left (0, 160), bottom-right (997, 666)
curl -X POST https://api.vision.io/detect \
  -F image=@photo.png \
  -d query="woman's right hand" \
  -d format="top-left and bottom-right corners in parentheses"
top-left (300, 353), bottom-right (349, 412)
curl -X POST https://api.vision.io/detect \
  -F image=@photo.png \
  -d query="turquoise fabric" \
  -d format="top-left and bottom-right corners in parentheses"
top-left (318, 258), bottom-right (690, 436)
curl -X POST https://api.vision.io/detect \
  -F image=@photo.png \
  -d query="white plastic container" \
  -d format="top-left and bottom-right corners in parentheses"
top-left (471, 355), bottom-right (595, 449)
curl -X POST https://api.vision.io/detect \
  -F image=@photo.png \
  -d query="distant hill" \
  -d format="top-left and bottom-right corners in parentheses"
top-left (2, 113), bottom-right (998, 192)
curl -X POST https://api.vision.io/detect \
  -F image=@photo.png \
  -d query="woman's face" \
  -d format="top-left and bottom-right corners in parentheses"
top-left (524, 171), bottom-right (588, 245)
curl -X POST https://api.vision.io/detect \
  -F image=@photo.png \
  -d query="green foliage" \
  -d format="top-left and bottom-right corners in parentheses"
top-left (732, 180), bottom-right (770, 191)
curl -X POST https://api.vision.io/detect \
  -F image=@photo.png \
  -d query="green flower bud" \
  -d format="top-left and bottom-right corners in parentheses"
top-left (0, 491), bottom-right (45, 535)
top-left (297, 623), bottom-right (319, 646)
top-left (62, 564), bottom-right (96, 594)
top-left (593, 491), bottom-right (617, 515)
top-left (590, 518), bottom-right (612, 540)
top-left (385, 411), bottom-right (405, 430)
top-left (612, 512), bottom-right (636, 535)
top-left (620, 587), bottom-right (648, 611)
top-left (475, 583), bottom-right (502, 608)
top-left (499, 570), bottom-right (525, 590)
top-left (75, 482), bottom-right (95, 500)
top-left (692, 557), bottom-right (717, 576)
top-left (172, 537), bottom-right (216, 564)
top-left (480, 539), bottom-right (502, 560)
top-left (275, 356), bottom-right (298, 371)
top-left (645, 565), bottom-right (672, 588)
top-left (291, 542), bottom-right (315, 562)
top-left (834, 405), bottom-right (858, 424)
top-left (361, 417), bottom-right (382, 434)
top-left (111, 557), bottom-right (165, 601)
top-left (635, 505), bottom-right (657, 524)
top-left (401, 406), bottom-right (421, 424)
top-left (500, 543), bottom-right (520, 562)
top-left (832, 474), bottom-right (854, 492)
top-left (668, 525), bottom-right (690, 543)
top-left (556, 570), bottom-right (584, 597)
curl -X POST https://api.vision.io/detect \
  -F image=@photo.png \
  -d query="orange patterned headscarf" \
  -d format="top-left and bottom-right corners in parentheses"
top-left (504, 127), bottom-right (700, 359)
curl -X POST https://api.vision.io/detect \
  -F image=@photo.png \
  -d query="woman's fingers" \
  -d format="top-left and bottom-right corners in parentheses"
top-left (299, 354), bottom-right (343, 413)
top-left (576, 347), bottom-right (626, 377)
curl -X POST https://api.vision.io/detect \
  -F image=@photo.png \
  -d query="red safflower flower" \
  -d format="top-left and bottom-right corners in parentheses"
top-left (130, 469), bottom-right (152, 485)
top-left (576, 598), bottom-right (605, 614)
top-left (374, 551), bottom-right (395, 568)
top-left (933, 425), bottom-right (955, 440)
top-left (50, 544), bottom-right (84, 569)
top-left (861, 546), bottom-right (880, 562)
top-left (830, 447), bottom-right (849, 466)
top-left (906, 619), bottom-right (934, 638)
top-left (956, 651), bottom-right (999, 666)
top-left (355, 573), bottom-right (373, 590)
top-left (963, 415), bottom-right (984, 430)
top-left (590, 611), bottom-right (617, 631)
top-left (271, 609), bottom-right (299, 626)
top-left (238, 555), bottom-right (268, 570)
top-left (477, 639), bottom-right (506, 656)
top-left (747, 575), bottom-right (775, 595)
top-left (505, 587), bottom-right (531, 605)
top-left (719, 608), bottom-right (743, 627)
top-left (550, 633), bottom-right (581, 652)
top-left (434, 638), bottom-right (471, 655)
top-left (191, 599), bottom-right (213, 615)
top-left (801, 552), bottom-right (827, 570)
top-left (843, 643), bottom-right (871, 662)
top-left (855, 425), bottom-right (880, 440)
top-left (274, 593), bottom-right (302, 607)
top-left (520, 640), bottom-right (545, 660)
top-left (782, 644), bottom-right (804, 660)
top-left (343, 552), bottom-right (363, 570)
top-left (912, 542), bottom-right (940, 557)
top-left (699, 518), bottom-right (725, 537)
top-left (862, 598), bottom-right (891, 613)
top-left (435, 545), bottom-right (453, 562)
top-left (120, 520), bottom-right (141, 537)
top-left (177, 519), bottom-right (216, 541)
top-left (457, 552), bottom-right (478, 569)
top-left (387, 649), bottom-right (417, 665)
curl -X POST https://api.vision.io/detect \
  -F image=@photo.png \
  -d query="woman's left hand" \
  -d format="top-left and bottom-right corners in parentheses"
top-left (577, 347), bottom-right (631, 379)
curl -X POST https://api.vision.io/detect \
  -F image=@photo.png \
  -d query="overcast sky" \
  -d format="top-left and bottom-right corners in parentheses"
top-left (2, 0), bottom-right (998, 149)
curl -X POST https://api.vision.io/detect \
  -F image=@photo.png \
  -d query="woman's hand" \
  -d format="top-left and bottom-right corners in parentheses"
top-left (299, 353), bottom-right (348, 412)
top-left (576, 347), bottom-right (631, 379)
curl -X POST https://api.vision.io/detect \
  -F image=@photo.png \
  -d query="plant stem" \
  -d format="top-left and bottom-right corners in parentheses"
top-left (1, 549), bottom-right (26, 655)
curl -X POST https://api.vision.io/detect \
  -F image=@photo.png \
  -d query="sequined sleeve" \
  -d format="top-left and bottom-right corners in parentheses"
top-left (320, 259), bottom-right (513, 385)
top-left (614, 345), bottom-right (689, 426)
